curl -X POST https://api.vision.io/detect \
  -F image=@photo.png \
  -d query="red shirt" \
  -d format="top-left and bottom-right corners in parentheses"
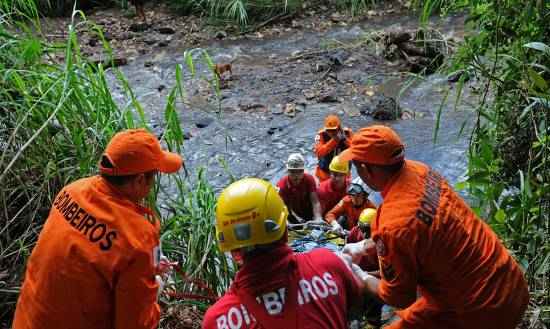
top-left (277, 174), bottom-right (317, 221)
top-left (202, 247), bottom-right (362, 329)
top-left (317, 178), bottom-right (349, 215)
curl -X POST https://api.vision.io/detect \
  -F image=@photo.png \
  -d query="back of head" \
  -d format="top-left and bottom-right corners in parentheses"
top-left (99, 128), bottom-right (182, 176)
top-left (340, 125), bottom-right (404, 166)
top-left (215, 178), bottom-right (289, 252)
top-left (329, 155), bottom-right (349, 174)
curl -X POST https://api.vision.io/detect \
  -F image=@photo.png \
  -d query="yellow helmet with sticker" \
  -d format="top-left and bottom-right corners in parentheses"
top-left (215, 178), bottom-right (288, 252)
top-left (359, 208), bottom-right (377, 224)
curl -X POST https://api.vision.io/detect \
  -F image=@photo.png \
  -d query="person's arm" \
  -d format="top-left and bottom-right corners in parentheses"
top-left (115, 248), bottom-right (160, 329)
top-left (325, 199), bottom-right (346, 223)
top-left (309, 192), bottom-right (323, 221)
top-left (373, 230), bottom-right (418, 309)
top-left (314, 133), bottom-right (339, 157)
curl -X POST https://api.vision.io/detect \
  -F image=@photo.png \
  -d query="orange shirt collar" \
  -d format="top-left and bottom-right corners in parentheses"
top-left (381, 160), bottom-right (408, 198)
top-left (92, 175), bottom-right (157, 219)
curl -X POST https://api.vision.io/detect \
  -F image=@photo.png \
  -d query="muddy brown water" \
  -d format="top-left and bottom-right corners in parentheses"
top-left (106, 12), bottom-right (474, 205)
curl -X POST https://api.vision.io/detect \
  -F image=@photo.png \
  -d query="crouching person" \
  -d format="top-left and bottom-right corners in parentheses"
top-left (203, 178), bottom-right (364, 329)
top-left (13, 129), bottom-right (183, 329)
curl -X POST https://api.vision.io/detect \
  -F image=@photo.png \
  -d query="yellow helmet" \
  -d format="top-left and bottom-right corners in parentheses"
top-left (329, 155), bottom-right (349, 174)
top-left (359, 208), bottom-right (377, 224)
top-left (215, 178), bottom-right (288, 252)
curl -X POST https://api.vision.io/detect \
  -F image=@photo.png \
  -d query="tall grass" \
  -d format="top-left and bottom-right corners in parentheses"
top-left (0, 7), bottom-right (232, 328)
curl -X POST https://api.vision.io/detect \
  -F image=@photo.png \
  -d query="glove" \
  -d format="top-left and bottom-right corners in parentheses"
top-left (330, 221), bottom-right (345, 236)
top-left (351, 263), bottom-right (375, 282)
top-left (342, 239), bottom-right (371, 264)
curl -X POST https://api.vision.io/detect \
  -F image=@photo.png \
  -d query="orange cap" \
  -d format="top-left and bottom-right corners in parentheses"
top-left (99, 129), bottom-right (183, 176)
top-left (339, 125), bottom-right (404, 165)
top-left (324, 115), bottom-right (341, 130)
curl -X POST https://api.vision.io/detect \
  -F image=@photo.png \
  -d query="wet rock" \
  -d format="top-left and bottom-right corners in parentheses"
top-left (144, 61), bottom-right (153, 67)
top-left (215, 30), bottom-right (228, 39)
top-left (318, 92), bottom-right (339, 103)
top-left (271, 104), bottom-right (284, 115)
top-left (144, 39), bottom-right (157, 45)
top-left (158, 40), bottom-right (170, 47)
top-left (157, 85), bottom-right (166, 92)
top-left (284, 103), bottom-right (296, 118)
top-left (157, 27), bottom-right (176, 34)
top-left (303, 90), bottom-right (318, 100)
top-left (103, 32), bottom-right (113, 41)
top-left (371, 95), bottom-right (402, 121)
top-left (315, 63), bottom-right (329, 72)
top-left (119, 32), bottom-right (134, 41)
top-left (183, 131), bottom-right (193, 140)
top-left (330, 12), bottom-right (343, 23)
top-left (447, 69), bottom-right (470, 83)
top-left (327, 49), bottom-right (350, 66)
top-left (195, 117), bottom-right (214, 128)
top-left (90, 57), bottom-right (128, 69)
top-left (129, 22), bottom-right (150, 33)
top-left (88, 38), bottom-right (98, 47)
top-left (340, 102), bottom-right (361, 117)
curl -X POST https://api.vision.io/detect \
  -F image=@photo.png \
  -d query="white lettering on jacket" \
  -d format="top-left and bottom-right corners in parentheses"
top-left (215, 272), bottom-right (339, 329)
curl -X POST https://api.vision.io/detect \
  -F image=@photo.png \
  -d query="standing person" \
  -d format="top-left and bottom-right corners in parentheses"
top-left (317, 156), bottom-right (351, 216)
top-left (325, 183), bottom-right (376, 235)
top-left (13, 129), bottom-right (183, 329)
top-left (314, 114), bottom-right (353, 182)
top-left (341, 125), bottom-right (529, 329)
top-left (202, 178), bottom-right (364, 329)
top-left (277, 153), bottom-right (323, 223)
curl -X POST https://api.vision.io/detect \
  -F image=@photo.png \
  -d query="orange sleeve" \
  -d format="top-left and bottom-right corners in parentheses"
top-left (314, 133), bottom-right (339, 157)
top-left (325, 199), bottom-right (346, 223)
top-left (376, 229), bottom-right (418, 309)
top-left (115, 247), bottom-right (160, 329)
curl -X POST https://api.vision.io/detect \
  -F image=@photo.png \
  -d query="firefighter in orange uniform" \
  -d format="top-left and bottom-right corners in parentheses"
top-left (13, 129), bottom-right (183, 329)
top-left (325, 183), bottom-right (376, 235)
top-left (341, 125), bottom-right (529, 329)
top-left (314, 114), bottom-right (352, 182)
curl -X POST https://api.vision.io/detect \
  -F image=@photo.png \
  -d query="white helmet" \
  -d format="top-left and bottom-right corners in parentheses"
top-left (286, 153), bottom-right (305, 170)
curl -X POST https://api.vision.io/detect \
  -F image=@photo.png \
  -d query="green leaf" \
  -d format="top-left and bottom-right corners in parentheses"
top-left (527, 67), bottom-right (548, 90)
top-left (494, 209), bottom-right (506, 223)
top-left (523, 42), bottom-right (550, 55)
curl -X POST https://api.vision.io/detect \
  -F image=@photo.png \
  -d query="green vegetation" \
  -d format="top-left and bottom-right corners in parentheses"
top-left (422, 0), bottom-right (550, 322)
top-left (0, 5), bottom-right (232, 327)
top-left (168, 0), bottom-right (373, 28)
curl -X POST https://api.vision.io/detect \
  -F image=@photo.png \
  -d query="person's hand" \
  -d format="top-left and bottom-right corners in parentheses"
top-left (330, 221), bottom-right (345, 236)
top-left (351, 263), bottom-right (375, 282)
top-left (342, 239), bottom-right (373, 264)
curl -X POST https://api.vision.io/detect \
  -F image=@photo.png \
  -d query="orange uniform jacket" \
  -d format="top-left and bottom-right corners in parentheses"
top-left (314, 128), bottom-right (352, 182)
top-left (13, 176), bottom-right (161, 329)
top-left (325, 195), bottom-right (376, 229)
top-left (371, 160), bottom-right (528, 329)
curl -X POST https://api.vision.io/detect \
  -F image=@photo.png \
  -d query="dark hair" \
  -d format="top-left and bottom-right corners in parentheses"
top-left (367, 159), bottom-right (405, 175)
top-left (99, 155), bottom-right (156, 186)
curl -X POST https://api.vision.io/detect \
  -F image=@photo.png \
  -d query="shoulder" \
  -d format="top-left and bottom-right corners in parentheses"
top-left (276, 176), bottom-right (288, 188)
top-left (303, 173), bottom-right (316, 186)
top-left (203, 293), bottom-right (244, 329)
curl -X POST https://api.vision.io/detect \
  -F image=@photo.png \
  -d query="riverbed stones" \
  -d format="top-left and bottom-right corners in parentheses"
top-left (195, 117), bottom-right (214, 128)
